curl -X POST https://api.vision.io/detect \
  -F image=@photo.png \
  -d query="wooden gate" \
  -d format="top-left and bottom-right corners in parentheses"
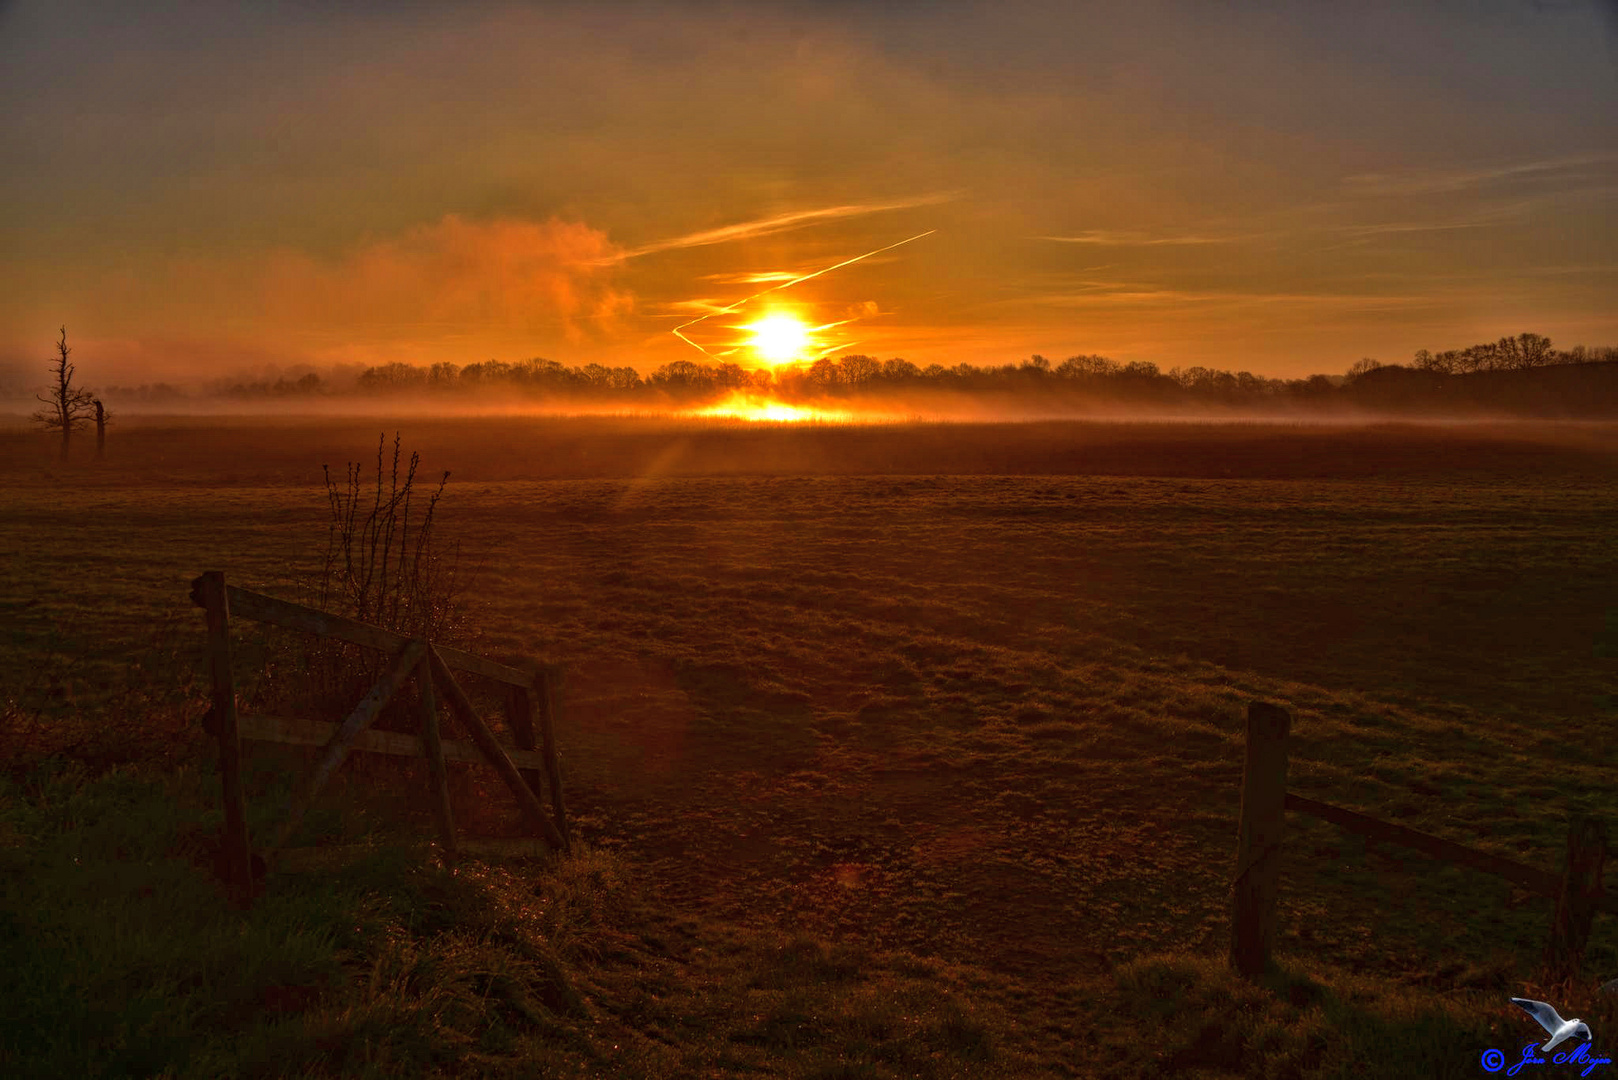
top-left (1231, 701), bottom-right (1610, 979)
top-left (190, 570), bottom-right (570, 904)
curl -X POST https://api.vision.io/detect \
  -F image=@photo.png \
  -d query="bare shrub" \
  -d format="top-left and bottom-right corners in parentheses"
top-left (320, 432), bottom-right (471, 644)
top-left (249, 434), bottom-right (478, 738)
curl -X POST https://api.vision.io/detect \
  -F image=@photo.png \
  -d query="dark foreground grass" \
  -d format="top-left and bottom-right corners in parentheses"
top-left (0, 758), bottom-right (1048, 1079)
top-left (11, 758), bottom-right (1613, 1079)
top-left (0, 758), bottom-right (599, 1079)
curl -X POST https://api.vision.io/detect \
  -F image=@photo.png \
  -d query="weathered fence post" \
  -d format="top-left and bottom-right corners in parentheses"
top-left (417, 651), bottom-right (459, 866)
top-left (1545, 815), bottom-right (1608, 978)
top-left (192, 571), bottom-right (255, 904)
top-left (1231, 701), bottom-right (1292, 977)
top-left (534, 665), bottom-right (571, 852)
top-left (505, 682), bottom-right (545, 805)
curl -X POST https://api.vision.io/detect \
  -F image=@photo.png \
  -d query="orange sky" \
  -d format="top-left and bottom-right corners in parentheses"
top-left (2, 1), bottom-right (1616, 388)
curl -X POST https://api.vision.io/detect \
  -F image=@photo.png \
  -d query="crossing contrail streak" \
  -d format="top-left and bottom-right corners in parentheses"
top-left (672, 229), bottom-right (937, 358)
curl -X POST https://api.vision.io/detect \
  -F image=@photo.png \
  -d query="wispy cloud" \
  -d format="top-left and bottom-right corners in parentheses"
top-left (647, 299), bottom-right (730, 317)
top-left (1042, 189), bottom-right (1602, 259)
top-left (1033, 230), bottom-right (1252, 246)
top-left (1342, 153), bottom-right (1618, 197)
top-left (995, 285), bottom-right (1433, 312)
top-left (701, 270), bottom-right (802, 285)
top-left (1320, 198), bottom-right (1558, 249)
top-left (615, 192), bottom-right (957, 261)
top-left (1348, 263), bottom-right (1618, 282)
top-left (1333, 219), bottom-right (1496, 238)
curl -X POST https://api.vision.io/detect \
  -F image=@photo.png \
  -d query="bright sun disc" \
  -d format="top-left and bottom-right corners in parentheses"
top-left (745, 314), bottom-right (810, 364)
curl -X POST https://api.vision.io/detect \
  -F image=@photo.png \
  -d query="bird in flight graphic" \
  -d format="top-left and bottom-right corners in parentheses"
top-left (1510, 997), bottom-right (1593, 1052)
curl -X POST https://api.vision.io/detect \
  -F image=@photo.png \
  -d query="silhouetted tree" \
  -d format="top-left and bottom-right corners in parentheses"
top-left (1456, 343), bottom-right (1500, 373)
top-left (714, 361), bottom-right (756, 389)
top-left (881, 358), bottom-right (921, 382)
top-left (1236, 372), bottom-right (1273, 397)
top-left (359, 362), bottom-right (429, 390)
top-left (1290, 374), bottom-right (1338, 399)
top-left (649, 359), bottom-right (721, 400)
top-left (1057, 354), bottom-right (1118, 379)
top-left (839, 355), bottom-right (881, 385)
top-left (1345, 357), bottom-right (1383, 382)
top-left (803, 356), bottom-right (843, 389)
top-left (1497, 332), bottom-right (1554, 370)
top-left (580, 362), bottom-right (643, 394)
top-left (30, 326), bottom-right (96, 461)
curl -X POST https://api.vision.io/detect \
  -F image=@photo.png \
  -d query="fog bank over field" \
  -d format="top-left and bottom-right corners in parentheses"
top-left (6, 351), bottom-right (1618, 428)
top-left (4, 414), bottom-right (1616, 485)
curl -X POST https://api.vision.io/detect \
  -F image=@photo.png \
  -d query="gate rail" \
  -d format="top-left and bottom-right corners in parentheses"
top-left (191, 570), bottom-right (570, 904)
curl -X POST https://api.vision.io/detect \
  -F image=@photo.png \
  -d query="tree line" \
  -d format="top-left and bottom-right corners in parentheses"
top-left (197, 330), bottom-right (1614, 413)
top-left (39, 328), bottom-right (1618, 427)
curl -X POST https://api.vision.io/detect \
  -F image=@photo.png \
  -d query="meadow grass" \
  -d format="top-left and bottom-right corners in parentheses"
top-left (8, 758), bottom-right (1607, 1079)
top-left (2, 417), bottom-right (1617, 1076)
top-left (0, 758), bottom-right (1045, 1079)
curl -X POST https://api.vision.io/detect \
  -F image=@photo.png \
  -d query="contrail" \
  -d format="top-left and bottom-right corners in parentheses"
top-left (808, 339), bottom-right (862, 362)
top-left (672, 230), bottom-right (937, 358)
top-left (620, 195), bottom-right (952, 260)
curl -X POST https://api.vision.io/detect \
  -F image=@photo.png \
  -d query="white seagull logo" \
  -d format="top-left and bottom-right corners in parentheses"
top-left (1510, 997), bottom-right (1593, 1052)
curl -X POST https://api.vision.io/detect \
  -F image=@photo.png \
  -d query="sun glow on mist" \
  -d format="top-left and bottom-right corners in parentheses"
top-left (693, 393), bottom-right (842, 422)
top-left (689, 392), bottom-right (914, 423)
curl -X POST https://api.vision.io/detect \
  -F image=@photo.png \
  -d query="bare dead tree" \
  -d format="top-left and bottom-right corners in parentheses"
top-left (30, 327), bottom-right (96, 461)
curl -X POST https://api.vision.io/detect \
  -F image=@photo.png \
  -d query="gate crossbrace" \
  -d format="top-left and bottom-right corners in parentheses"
top-left (268, 638), bottom-right (428, 858)
top-left (430, 645), bottom-right (568, 853)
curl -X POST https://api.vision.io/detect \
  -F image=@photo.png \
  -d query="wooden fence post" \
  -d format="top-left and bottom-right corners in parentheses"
top-left (417, 652), bottom-right (458, 866)
top-left (535, 665), bottom-right (570, 852)
top-left (191, 571), bottom-right (255, 904)
top-left (1231, 701), bottom-right (1292, 977)
top-left (1545, 815), bottom-right (1608, 978)
top-left (505, 683), bottom-right (545, 805)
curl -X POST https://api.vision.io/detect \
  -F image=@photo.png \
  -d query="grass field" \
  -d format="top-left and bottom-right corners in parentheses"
top-left (3, 416), bottom-right (1617, 1077)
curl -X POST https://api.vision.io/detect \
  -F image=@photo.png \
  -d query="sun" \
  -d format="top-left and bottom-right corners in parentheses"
top-left (744, 313), bottom-right (811, 364)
